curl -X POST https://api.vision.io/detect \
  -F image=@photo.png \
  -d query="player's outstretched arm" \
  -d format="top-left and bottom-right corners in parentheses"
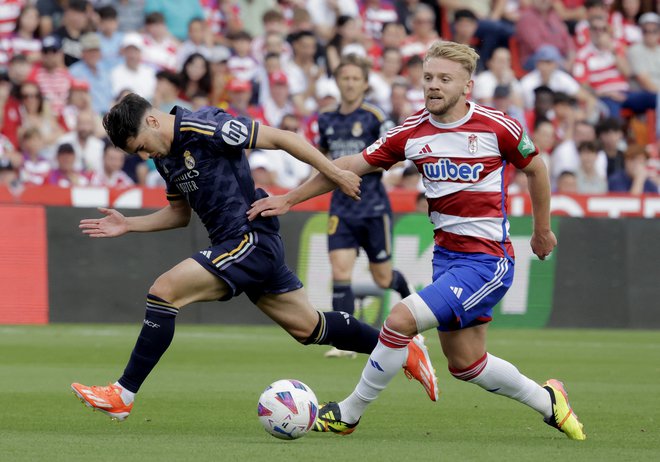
top-left (79, 202), bottom-right (192, 238)
top-left (522, 156), bottom-right (557, 259)
top-left (248, 153), bottom-right (377, 220)
top-left (254, 125), bottom-right (361, 199)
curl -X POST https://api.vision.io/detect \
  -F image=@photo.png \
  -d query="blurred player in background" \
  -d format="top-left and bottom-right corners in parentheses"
top-left (70, 93), bottom-right (437, 421)
top-left (249, 41), bottom-right (586, 440)
top-left (318, 54), bottom-right (413, 358)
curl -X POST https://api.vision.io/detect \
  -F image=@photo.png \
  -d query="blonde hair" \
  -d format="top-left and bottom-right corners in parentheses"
top-left (424, 41), bottom-right (480, 77)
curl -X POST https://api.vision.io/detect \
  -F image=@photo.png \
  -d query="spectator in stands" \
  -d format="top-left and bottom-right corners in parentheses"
top-left (208, 45), bottom-right (232, 106)
top-left (369, 47), bottom-right (403, 114)
top-left (0, 132), bottom-right (21, 172)
top-left (491, 84), bottom-right (528, 131)
top-left (141, 12), bottom-right (179, 72)
top-left (305, 0), bottom-right (359, 42)
top-left (144, 0), bottom-right (204, 42)
top-left (610, 0), bottom-right (648, 46)
top-left (552, 119), bottom-right (597, 181)
top-left (9, 4), bottom-right (42, 64)
top-left (110, 0), bottom-right (146, 34)
top-left (285, 30), bottom-right (321, 116)
top-left (203, 0), bottom-right (243, 42)
top-left (111, 33), bottom-right (156, 101)
top-left (176, 17), bottom-right (212, 71)
top-left (97, 5), bottom-right (124, 69)
top-left (400, 4), bottom-right (439, 60)
top-left (60, 79), bottom-right (105, 137)
top-left (263, 71), bottom-right (294, 128)
top-left (224, 78), bottom-right (267, 124)
top-left (28, 35), bottom-right (72, 118)
top-left (552, 91), bottom-right (580, 142)
top-left (326, 16), bottom-right (365, 74)
top-left (555, 170), bottom-right (579, 193)
top-left (508, 169), bottom-right (530, 194)
top-left (227, 30), bottom-right (259, 84)
top-left (390, 77), bottom-right (413, 124)
top-left (45, 142), bottom-right (91, 187)
top-left (380, 21), bottom-right (407, 51)
top-left (576, 140), bottom-right (608, 194)
top-left (596, 117), bottom-right (627, 177)
top-left (89, 143), bottom-right (135, 188)
top-left (55, 109), bottom-right (105, 175)
top-left (525, 85), bottom-right (555, 130)
top-left (608, 143), bottom-right (659, 193)
top-left (404, 55), bottom-right (425, 112)
top-left (574, 0), bottom-right (609, 52)
top-left (178, 52), bottom-right (212, 102)
top-left (54, 0), bottom-right (90, 67)
top-left (627, 12), bottom-right (660, 93)
top-left (70, 32), bottom-right (113, 114)
top-left (153, 70), bottom-right (191, 112)
top-left (360, 0), bottom-right (399, 43)
top-left (451, 8), bottom-right (480, 49)
top-left (532, 117), bottom-right (555, 170)
top-left (17, 127), bottom-right (50, 186)
top-left (473, 47), bottom-right (524, 107)
top-left (552, 0), bottom-right (587, 34)
top-left (250, 10), bottom-right (291, 62)
top-left (515, 0), bottom-right (575, 70)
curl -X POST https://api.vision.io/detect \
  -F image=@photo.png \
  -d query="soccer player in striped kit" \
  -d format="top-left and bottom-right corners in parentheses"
top-left (249, 41), bottom-right (586, 440)
top-left (70, 93), bottom-right (437, 420)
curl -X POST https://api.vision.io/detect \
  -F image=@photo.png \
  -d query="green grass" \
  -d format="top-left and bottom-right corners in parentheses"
top-left (0, 325), bottom-right (658, 462)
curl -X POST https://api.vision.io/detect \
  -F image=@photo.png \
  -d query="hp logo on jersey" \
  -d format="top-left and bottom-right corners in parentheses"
top-left (221, 120), bottom-right (249, 145)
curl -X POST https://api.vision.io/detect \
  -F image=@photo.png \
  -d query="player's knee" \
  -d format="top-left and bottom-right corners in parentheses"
top-left (149, 276), bottom-right (176, 305)
top-left (372, 272), bottom-right (392, 289)
top-left (383, 303), bottom-right (417, 337)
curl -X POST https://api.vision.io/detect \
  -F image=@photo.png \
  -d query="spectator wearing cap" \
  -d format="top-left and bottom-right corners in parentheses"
top-left (28, 35), bottom-right (72, 117)
top-left (224, 78), bottom-right (267, 124)
top-left (53, 0), bottom-right (90, 67)
top-left (153, 70), bottom-right (191, 112)
top-left (515, 0), bottom-right (575, 71)
top-left (521, 44), bottom-right (597, 120)
top-left (142, 12), bottom-right (179, 72)
top-left (263, 71), bottom-right (294, 128)
top-left (97, 5), bottom-right (124, 69)
top-left (54, 109), bottom-right (105, 175)
top-left (145, 0), bottom-right (204, 41)
top-left (60, 78), bottom-right (105, 136)
top-left (111, 33), bottom-right (156, 101)
top-left (627, 12), bottom-right (660, 93)
top-left (473, 47), bottom-right (524, 108)
top-left (608, 144), bottom-right (659, 194)
top-left (69, 32), bottom-right (113, 114)
top-left (8, 4), bottom-right (42, 64)
top-left (45, 142), bottom-right (91, 187)
top-left (89, 143), bottom-right (135, 188)
top-left (176, 17), bottom-right (212, 71)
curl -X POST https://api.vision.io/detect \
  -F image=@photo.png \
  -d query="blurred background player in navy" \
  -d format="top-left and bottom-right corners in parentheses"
top-left (70, 93), bottom-right (435, 420)
top-left (318, 54), bottom-right (412, 359)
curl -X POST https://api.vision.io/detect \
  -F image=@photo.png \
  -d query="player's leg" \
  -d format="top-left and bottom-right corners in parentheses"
top-left (369, 260), bottom-right (411, 298)
top-left (329, 248), bottom-right (358, 315)
top-left (72, 258), bottom-right (230, 420)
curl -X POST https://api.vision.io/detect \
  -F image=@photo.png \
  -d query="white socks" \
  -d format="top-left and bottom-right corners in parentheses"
top-left (339, 323), bottom-right (412, 424)
top-left (450, 353), bottom-right (552, 419)
top-left (114, 381), bottom-right (135, 405)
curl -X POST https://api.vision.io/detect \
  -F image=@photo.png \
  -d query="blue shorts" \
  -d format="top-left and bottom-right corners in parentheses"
top-left (191, 231), bottom-right (303, 303)
top-left (417, 246), bottom-right (514, 332)
top-left (327, 214), bottom-right (392, 263)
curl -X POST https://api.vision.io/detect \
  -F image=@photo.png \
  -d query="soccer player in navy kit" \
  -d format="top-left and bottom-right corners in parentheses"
top-left (70, 93), bottom-right (437, 420)
top-left (318, 54), bottom-right (413, 358)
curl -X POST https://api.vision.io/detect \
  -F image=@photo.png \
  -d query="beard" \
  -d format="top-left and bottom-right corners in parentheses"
top-left (425, 91), bottom-right (462, 116)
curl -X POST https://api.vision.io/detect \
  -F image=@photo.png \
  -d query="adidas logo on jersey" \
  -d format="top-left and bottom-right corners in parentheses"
top-left (422, 159), bottom-right (484, 182)
top-left (418, 144), bottom-right (433, 155)
top-left (450, 286), bottom-right (463, 298)
top-left (200, 250), bottom-right (212, 259)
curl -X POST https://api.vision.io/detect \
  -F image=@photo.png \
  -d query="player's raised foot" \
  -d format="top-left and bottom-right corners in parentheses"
top-left (542, 379), bottom-right (586, 441)
top-left (312, 402), bottom-right (359, 435)
top-left (324, 347), bottom-right (358, 359)
top-left (71, 383), bottom-right (133, 421)
top-left (403, 334), bottom-right (439, 401)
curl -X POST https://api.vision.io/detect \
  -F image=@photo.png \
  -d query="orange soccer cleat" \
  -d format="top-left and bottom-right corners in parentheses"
top-left (71, 383), bottom-right (133, 421)
top-left (403, 334), bottom-right (439, 402)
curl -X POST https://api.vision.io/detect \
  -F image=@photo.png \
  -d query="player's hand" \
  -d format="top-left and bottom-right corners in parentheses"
top-left (331, 169), bottom-right (361, 201)
top-left (530, 229), bottom-right (557, 260)
top-left (79, 207), bottom-right (129, 238)
top-left (247, 195), bottom-right (291, 220)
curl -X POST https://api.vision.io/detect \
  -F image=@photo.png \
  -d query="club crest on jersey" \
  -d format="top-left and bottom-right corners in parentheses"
top-left (183, 150), bottom-right (195, 169)
top-left (351, 121), bottom-right (363, 137)
top-left (468, 134), bottom-right (478, 153)
top-left (422, 159), bottom-right (484, 182)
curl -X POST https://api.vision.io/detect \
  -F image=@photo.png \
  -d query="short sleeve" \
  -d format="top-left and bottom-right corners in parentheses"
top-left (209, 114), bottom-right (260, 153)
top-left (498, 118), bottom-right (538, 170)
top-left (153, 160), bottom-right (184, 202)
top-left (361, 126), bottom-right (407, 170)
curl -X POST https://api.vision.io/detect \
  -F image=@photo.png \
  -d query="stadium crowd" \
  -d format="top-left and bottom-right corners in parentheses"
top-left (0, 0), bottom-right (658, 196)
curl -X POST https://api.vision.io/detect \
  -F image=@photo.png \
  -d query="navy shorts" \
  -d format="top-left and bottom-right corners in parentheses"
top-left (327, 214), bottom-right (392, 263)
top-left (191, 231), bottom-right (303, 303)
top-left (417, 246), bottom-right (514, 332)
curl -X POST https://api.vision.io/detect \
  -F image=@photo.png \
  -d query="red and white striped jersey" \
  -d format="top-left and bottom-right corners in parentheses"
top-left (573, 43), bottom-right (629, 95)
top-left (362, 102), bottom-right (538, 258)
top-left (0, 0), bottom-right (23, 38)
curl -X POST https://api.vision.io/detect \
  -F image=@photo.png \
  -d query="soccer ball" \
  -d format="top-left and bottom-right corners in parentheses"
top-left (257, 379), bottom-right (319, 440)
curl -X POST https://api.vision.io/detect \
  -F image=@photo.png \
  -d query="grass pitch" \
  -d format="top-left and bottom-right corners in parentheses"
top-left (0, 324), bottom-right (658, 462)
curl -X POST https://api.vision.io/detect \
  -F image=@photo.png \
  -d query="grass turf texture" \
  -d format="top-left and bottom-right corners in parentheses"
top-left (0, 325), bottom-right (658, 462)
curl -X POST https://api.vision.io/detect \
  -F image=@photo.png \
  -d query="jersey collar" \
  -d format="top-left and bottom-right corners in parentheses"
top-left (428, 101), bottom-right (475, 129)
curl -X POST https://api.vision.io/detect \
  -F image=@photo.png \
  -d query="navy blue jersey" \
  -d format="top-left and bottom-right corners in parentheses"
top-left (318, 102), bottom-right (394, 219)
top-left (154, 106), bottom-right (278, 245)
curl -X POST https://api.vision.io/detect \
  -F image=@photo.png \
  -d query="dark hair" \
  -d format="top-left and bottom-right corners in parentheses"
top-left (406, 55), bottom-right (423, 68)
top-left (596, 117), bottom-right (622, 135)
top-left (533, 85), bottom-right (554, 96)
top-left (578, 140), bottom-right (599, 153)
top-left (553, 91), bottom-right (577, 105)
top-left (102, 93), bottom-right (152, 150)
top-left (145, 12), bottom-right (165, 25)
top-left (97, 5), bottom-right (118, 20)
top-left (180, 53), bottom-right (211, 96)
top-left (156, 70), bottom-right (182, 87)
top-left (57, 142), bottom-right (76, 155)
top-left (454, 9), bottom-right (478, 22)
top-left (14, 5), bottom-right (40, 38)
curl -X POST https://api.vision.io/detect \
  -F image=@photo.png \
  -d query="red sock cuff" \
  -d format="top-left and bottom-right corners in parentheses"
top-left (378, 322), bottom-right (412, 349)
top-left (449, 352), bottom-right (488, 381)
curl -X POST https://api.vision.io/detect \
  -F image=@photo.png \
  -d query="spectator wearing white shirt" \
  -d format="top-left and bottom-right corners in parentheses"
top-left (175, 17), bottom-right (212, 71)
top-left (472, 47), bottom-right (524, 108)
top-left (111, 33), bottom-right (156, 101)
top-left (90, 143), bottom-right (135, 188)
top-left (263, 71), bottom-right (294, 128)
top-left (54, 110), bottom-right (105, 175)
